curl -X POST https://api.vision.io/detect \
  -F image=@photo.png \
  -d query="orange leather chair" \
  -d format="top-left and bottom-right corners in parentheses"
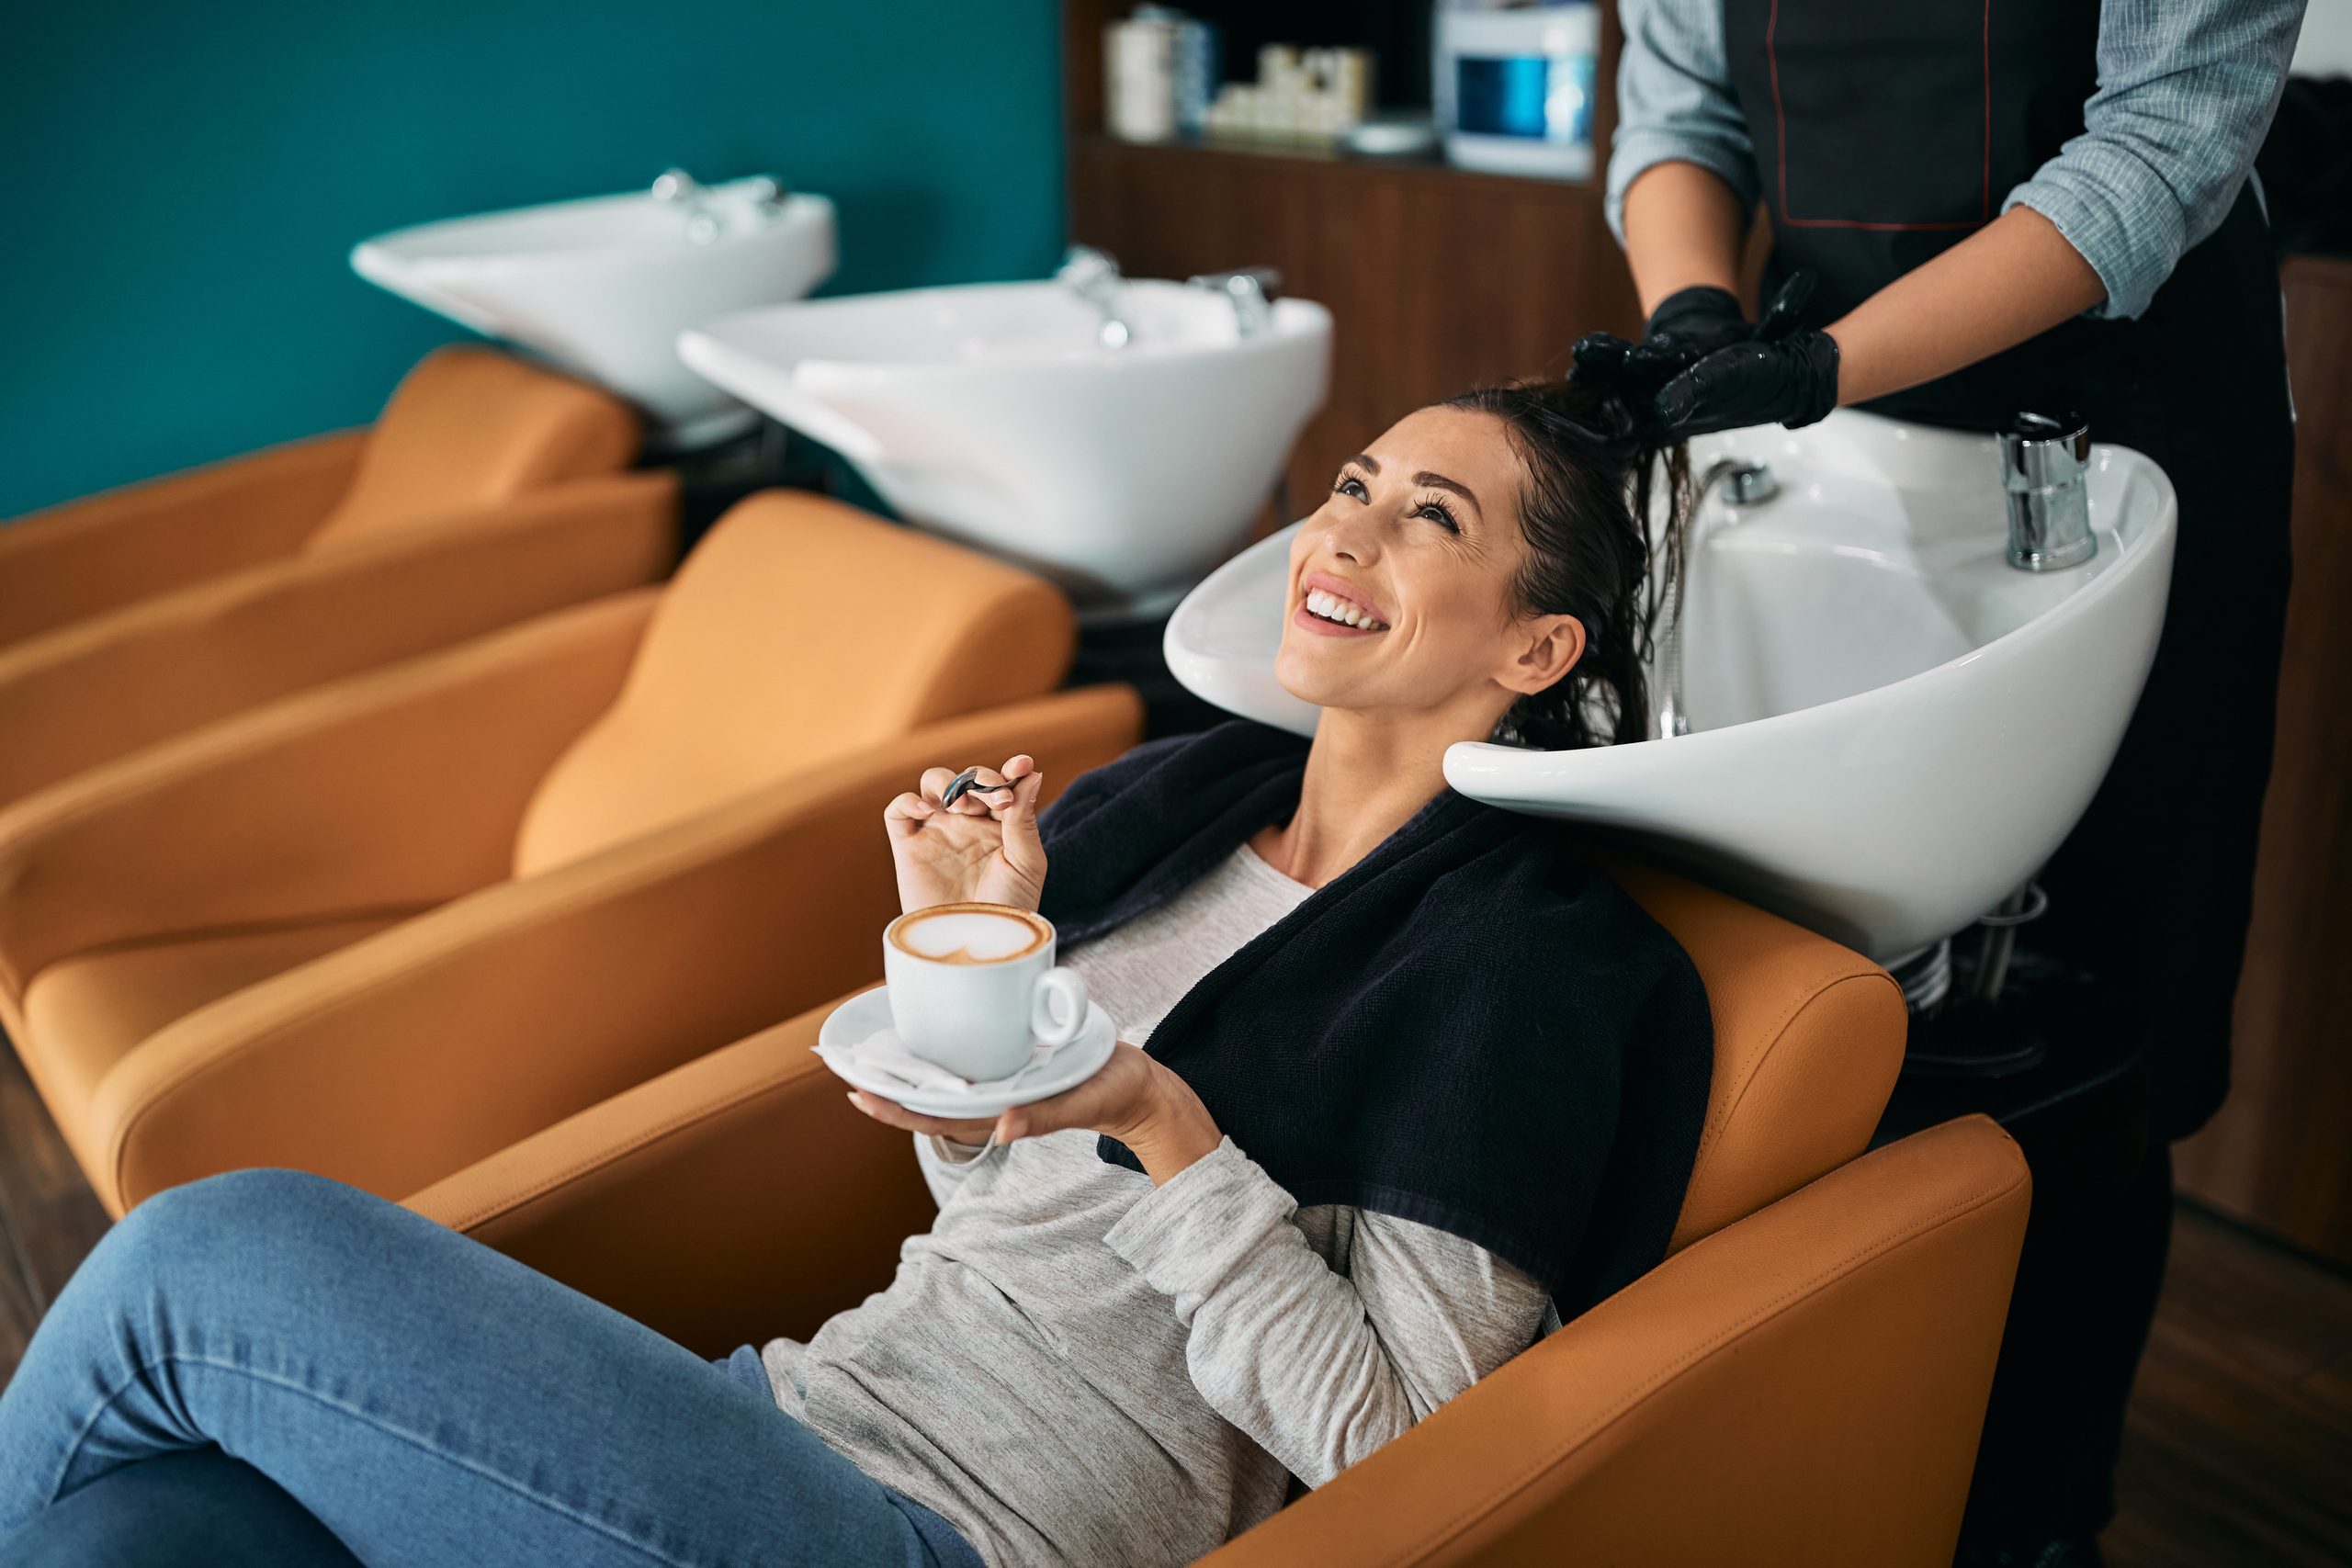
top-left (0, 490), bottom-right (1142, 1215)
top-left (406, 871), bottom-right (2024, 1565)
top-left (0, 346), bottom-right (676, 811)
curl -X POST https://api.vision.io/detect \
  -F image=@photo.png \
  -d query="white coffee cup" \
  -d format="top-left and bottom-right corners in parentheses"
top-left (882, 902), bottom-right (1090, 1082)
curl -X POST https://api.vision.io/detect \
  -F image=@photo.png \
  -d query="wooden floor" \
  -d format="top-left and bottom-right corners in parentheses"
top-left (2104, 1203), bottom-right (2352, 1568)
top-left (1, 1039), bottom-right (2346, 1562)
top-left (0, 1035), bottom-right (110, 1382)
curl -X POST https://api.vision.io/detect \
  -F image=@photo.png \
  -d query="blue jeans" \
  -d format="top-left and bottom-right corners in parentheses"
top-left (0, 1168), bottom-right (983, 1568)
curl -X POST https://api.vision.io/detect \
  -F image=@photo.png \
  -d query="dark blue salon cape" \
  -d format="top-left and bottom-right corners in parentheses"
top-left (1037, 720), bottom-right (1713, 1311)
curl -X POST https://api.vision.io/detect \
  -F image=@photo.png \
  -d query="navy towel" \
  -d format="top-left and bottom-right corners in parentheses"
top-left (1037, 719), bottom-right (1714, 1310)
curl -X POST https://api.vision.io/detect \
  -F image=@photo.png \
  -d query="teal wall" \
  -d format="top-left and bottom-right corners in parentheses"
top-left (0, 1), bottom-right (1066, 518)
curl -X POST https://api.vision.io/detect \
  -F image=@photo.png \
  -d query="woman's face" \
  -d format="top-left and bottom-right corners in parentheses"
top-left (1275, 405), bottom-right (1586, 729)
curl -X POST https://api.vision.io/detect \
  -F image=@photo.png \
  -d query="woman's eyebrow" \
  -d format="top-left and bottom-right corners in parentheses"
top-left (1348, 453), bottom-right (1381, 473)
top-left (1415, 470), bottom-right (1483, 517)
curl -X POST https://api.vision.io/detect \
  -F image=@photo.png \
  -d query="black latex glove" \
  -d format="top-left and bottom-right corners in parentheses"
top-left (1651, 327), bottom-right (1841, 438)
top-left (1645, 284), bottom-right (1754, 355)
top-left (1572, 285), bottom-right (1747, 397)
top-left (1569, 273), bottom-right (1818, 407)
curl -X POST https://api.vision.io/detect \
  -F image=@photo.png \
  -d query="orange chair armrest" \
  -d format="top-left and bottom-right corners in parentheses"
top-left (406, 998), bottom-right (935, 1355)
top-left (90, 684), bottom-right (1143, 1212)
top-left (0, 592), bottom-right (657, 1007)
top-left (1200, 1116), bottom-right (2030, 1568)
top-left (0, 431), bottom-right (364, 645)
top-left (0, 470), bottom-right (677, 807)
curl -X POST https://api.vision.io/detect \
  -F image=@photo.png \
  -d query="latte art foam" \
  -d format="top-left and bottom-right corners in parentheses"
top-left (888, 904), bottom-right (1051, 965)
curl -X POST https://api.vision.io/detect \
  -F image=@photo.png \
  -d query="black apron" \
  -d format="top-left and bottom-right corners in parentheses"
top-left (1719, 0), bottom-right (2295, 1141)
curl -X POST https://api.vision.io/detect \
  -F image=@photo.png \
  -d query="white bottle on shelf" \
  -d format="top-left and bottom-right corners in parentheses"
top-left (1107, 14), bottom-right (1180, 142)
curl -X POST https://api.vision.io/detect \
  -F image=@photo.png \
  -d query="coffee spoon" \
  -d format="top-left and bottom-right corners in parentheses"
top-left (941, 766), bottom-right (1019, 808)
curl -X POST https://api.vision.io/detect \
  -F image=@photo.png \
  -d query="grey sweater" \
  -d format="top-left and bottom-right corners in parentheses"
top-left (760, 844), bottom-right (1552, 1567)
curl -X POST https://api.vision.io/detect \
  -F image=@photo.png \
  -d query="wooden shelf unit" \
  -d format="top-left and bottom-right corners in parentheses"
top-left (1060, 2), bottom-right (1641, 517)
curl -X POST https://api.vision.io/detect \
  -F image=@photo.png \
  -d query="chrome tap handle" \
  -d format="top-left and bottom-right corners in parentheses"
top-left (1997, 412), bottom-right (2096, 571)
top-left (1189, 265), bottom-right (1282, 294)
top-left (1186, 266), bottom-right (1282, 337)
top-left (651, 167), bottom-right (722, 244)
top-left (1057, 244), bottom-right (1123, 294)
top-left (1057, 246), bottom-right (1131, 348)
top-left (650, 167), bottom-right (703, 204)
top-left (1699, 456), bottom-right (1777, 507)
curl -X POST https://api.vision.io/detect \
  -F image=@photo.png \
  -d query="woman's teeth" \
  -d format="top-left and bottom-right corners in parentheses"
top-left (1305, 588), bottom-right (1387, 630)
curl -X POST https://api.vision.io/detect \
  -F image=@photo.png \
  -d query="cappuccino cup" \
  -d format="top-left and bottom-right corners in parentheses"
top-left (883, 902), bottom-right (1089, 1081)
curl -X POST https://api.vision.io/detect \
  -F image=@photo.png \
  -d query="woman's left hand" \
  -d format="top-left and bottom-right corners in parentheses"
top-left (846, 1043), bottom-right (1225, 1182)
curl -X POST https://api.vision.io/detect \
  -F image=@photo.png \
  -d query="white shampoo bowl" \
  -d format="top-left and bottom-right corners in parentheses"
top-left (677, 280), bottom-right (1332, 616)
top-left (354, 179), bottom-right (837, 448)
top-left (1163, 409), bottom-right (2177, 963)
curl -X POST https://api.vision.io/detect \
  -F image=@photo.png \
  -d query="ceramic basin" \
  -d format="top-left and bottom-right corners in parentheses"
top-left (677, 279), bottom-right (1331, 617)
top-left (1163, 409), bottom-right (2177, 963)
top-left (354, 178), bottom-right (836, 449)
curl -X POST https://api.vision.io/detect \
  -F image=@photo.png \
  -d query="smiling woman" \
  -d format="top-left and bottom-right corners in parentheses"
top-left (0, 375), bottom-right (1713, 1568)
top-left (815, 372), bottom-right (1714, 1563)
top-left (1276, 377), bottom-right (1691, 758)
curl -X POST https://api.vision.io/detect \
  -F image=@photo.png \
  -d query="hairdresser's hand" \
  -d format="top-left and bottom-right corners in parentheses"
top-left (1571, 285), bottom-right (1753, 398)
top-left (884, 755), bottom-right (1047, 914)
top-left (1572, 274), bottom-right (1817, 403)
top-left (1648, 328), bottom-right (1842, 439)
top-left (846, 1042), bottom-right (1226, 1185)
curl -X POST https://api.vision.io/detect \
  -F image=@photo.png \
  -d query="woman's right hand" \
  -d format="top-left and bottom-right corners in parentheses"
top-left (884, 754), bottom-right (1048, 914)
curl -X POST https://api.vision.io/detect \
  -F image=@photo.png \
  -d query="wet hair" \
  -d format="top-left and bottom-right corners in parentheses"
top-left (1439, 378), bottom-right (1691, 750)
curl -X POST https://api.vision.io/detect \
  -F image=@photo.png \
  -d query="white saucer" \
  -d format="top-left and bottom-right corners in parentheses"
top-left (813, 986), bottom-right (1119, 1119)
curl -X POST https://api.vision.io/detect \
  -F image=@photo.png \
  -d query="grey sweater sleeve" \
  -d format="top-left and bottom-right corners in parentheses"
top-left (1102, 1134), bottom-right (1551, 1489)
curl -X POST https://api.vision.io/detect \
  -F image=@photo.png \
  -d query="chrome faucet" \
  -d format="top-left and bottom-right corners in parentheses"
top-left (1655, 456), bottom-right (1778, 739)
top-left (738, 175), bottom-right (795, 224)
top-left (1057, 245), bottom-right (1132, 349)
top-left (1998, 412), bottom-right (2096, 571)
top-left (1187, 266), bottom-right (1282, 337)
top-left (1700, 456), bottom-right (1777, 507)
top-left (651, 167), bottom-right (722, 245)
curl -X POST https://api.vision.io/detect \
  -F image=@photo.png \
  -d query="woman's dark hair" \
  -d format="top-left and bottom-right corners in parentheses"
top-left (1439, 378), bottom-right (1691, 750)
